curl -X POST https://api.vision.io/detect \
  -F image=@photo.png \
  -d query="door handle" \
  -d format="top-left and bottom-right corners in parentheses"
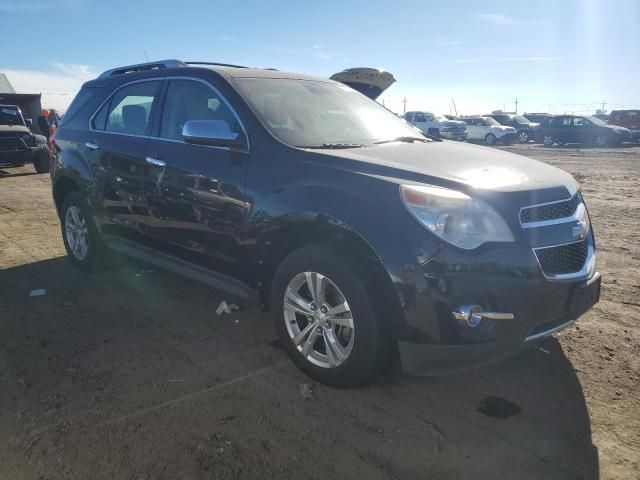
top-left (85, 142), bottom-right (100, 151)
top-left (146, 156), bottom-right (166, 167)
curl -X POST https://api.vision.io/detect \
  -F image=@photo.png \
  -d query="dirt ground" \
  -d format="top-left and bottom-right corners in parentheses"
top-left (0, 143), bottom-right (638, 480)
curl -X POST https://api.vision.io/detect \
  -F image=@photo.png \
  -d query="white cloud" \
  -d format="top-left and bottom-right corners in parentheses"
top-left (311, 44), bottom-right (342, 61)
top-left (479, 13), bottom-right (515, 26)
top-left (2, 63), bottom-right (96, 111)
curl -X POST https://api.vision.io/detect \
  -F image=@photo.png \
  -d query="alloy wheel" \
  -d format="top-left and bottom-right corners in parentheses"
top-left (65, 206), bottom-right (89, 261)
top-left (518, 131), bottom-right (529, 143)
top-left (283, 271), bottom-right (355, 368)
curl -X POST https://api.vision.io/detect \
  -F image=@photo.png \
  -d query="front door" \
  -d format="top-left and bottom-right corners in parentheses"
top-left (571, 117), bottom-right (594, 144)
top-left (88, 80), bottom-right (161, 242)
top-left (143, 78), bottom-right (250, 278)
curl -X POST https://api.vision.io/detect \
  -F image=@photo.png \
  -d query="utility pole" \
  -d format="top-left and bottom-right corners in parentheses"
top-left (451, 98), bottom-right (459, 116)
top-left (514, 98), bottom-right (519, 113)
top-left (602, 99), bottom-right (606, 112)
top-left (402, 97), bottom-right (407, 115)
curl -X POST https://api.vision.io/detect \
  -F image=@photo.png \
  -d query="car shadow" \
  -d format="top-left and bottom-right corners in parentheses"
top-left (0, 168), bottom-right (38, 178)
top-left (535, 142), bottom-right (638, 150)
top-left (0, 256), bottom-right (599, 479)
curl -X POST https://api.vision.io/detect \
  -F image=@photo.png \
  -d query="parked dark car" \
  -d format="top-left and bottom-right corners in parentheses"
top-left (609, 110), bottom-right (640, 143)
top-left (537, 115), bottom-right (632, 147)
top-left (0, 104), bottom-right (53, 173)
top-left (524, 113), bottom-right (552, 125)
top-left (487, 113), bottom-right (538, 143)
top-left (51, 60), bottom-right (601, 387)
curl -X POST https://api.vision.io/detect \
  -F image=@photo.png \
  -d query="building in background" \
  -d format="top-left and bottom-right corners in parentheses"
top-left (0, 72), bottom-right (44, 134)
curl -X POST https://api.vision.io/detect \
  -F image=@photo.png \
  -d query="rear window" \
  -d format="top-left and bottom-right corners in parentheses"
top-left (59, 87), bottom-right (95, 127)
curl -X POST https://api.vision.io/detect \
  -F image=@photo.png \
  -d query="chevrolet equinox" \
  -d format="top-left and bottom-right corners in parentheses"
top-left (51, 60), bottom-right (601, 387)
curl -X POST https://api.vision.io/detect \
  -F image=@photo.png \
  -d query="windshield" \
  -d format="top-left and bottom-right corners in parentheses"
top-left (585, 115), bottom-right (607, 126)
top-left (233, 78), bottom-right (420, 147)
top-left (513, 115), bottom-right (531, 125)
top-left (0, 107), bottom-right (24, 126)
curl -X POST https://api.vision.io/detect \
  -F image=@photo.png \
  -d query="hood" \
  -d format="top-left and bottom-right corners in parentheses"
top-left (0, 124), bottom-right (31, 135)
top-left (607, 125), bottom-right (631, 134)
top-left (442, 119), bottom-right (467, 128)
top-left (310, 141), bottom-right (576, 201)
top-left (329, 68), bottom-right (396, 100)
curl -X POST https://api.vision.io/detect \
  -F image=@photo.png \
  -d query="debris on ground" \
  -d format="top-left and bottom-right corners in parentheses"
top-left (29, 289), bottom-right (47, 297)
top-left (216, 301), bottom-right (240, 317)
top-left (299, 383), bottom-right (315, 400)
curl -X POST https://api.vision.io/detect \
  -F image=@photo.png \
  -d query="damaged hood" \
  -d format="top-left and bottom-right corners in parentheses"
top-left (330, 68), bottom-right (396, 100)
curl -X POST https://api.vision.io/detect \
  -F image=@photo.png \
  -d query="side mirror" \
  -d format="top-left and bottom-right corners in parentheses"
top-left (25, 118), bottom-right (33, 129)
top-left (182, 120), bottom-right (244, 148)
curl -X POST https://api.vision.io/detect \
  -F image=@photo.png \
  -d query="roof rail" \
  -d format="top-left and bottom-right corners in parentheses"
top-left (97, 59), bottom-right (187, 79)
top-left (185, 61), bottom-right (249, 69)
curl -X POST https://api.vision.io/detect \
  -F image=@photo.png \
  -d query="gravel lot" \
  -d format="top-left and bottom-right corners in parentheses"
top-left (0, 143), bottom-right (638, 479)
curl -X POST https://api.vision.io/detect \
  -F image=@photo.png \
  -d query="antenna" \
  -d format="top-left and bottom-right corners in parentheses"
top-left (144, 50), bottom-right (150, 62)
top-left (402, 96), bottom-right (407, 115)
top-left (451, 98), bottom-right (459, 116)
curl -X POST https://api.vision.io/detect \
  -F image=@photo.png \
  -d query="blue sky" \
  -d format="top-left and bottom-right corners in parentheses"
top-left (1, 0), bottom-right (639, 114)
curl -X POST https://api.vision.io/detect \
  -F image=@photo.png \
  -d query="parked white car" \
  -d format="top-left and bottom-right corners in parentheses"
top-left (404, 111), bottom-right (468, 141)
top-left (461, 116), bottom-right (517, 145)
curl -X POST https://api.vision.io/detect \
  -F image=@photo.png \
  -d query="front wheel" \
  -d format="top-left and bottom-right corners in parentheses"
top-left (485, 133), bottom-right (496, 145)
top-left (594, 134), bottom-right (608, 147)
top-left (517, 131), bottom-right (529, 143)
top-left (33, 147), bottom-right (52, 174)
top-left (271, 244), bottom-right (389, 388)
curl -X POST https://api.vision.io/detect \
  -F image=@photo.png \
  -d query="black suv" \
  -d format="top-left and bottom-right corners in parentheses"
top-left (0, 105), bottom-right (52, 173)
top-left (537, 115), bottom-right (632, 147)
top-left (52, 60), bottom-right (601, 387)
top-left (487, 113), bottom-right (538, 144)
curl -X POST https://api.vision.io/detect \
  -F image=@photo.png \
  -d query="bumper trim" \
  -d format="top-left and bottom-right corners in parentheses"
top-left (524, 319), bottom-right (575, 342)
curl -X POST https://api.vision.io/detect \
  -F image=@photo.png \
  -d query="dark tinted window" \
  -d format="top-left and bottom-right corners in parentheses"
top-left (159, 80), bottom-right (240, 141)
top-left (413, 113), bottom-right (426, 122)
top-left (102, 81), bottom-right (160, 135)
top-left (59, 87), bottom-right (95, 127)
top-left (572, 117), bottom-right (589, 127)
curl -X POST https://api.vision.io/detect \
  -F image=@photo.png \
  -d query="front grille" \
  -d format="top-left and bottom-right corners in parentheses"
top-left (535, 240), bottom-right (589, 276)
top-left (0, 137), bottom-right (28, 153)
top-left (520, 194), bottom-right (582, 224)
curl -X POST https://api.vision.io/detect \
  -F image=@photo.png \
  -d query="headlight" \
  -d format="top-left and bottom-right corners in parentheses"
top-left (400, 184), bottom-right (514, 249)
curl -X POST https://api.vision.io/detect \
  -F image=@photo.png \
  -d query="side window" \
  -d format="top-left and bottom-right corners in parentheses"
top-left (100, 81), bottom-right (159, 135)
top-left (424, 113), bottom-right (435, 121)
top-left (572, 117), bottom-right (586, 127)
top-left (159, 79), bottom-right (240, 141)
top-left (413, 113), bottom-right (426, 122)
top-left (628, 111), bottom-right (638, 121)
top-left (561, 117), bottom-right (572, 126)
top-left (611, 112), bottom-right (621, 122)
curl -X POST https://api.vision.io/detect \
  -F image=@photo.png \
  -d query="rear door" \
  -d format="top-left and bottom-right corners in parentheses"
top-left (88, 80), bottom-right (162, 242)
top-left (142, 77), bottom-right (250, 278)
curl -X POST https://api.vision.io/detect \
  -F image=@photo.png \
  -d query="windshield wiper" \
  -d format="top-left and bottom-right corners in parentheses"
top-left (374, 136), bottom-right (433, 144)
top-left (295, 143), bottom-right (365, 149)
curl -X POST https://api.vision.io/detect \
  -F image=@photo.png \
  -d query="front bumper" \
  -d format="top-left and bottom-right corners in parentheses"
top-left (441, 131), bottom-right (468, 141)
top-left (399, 271), bottom-right (600, 375)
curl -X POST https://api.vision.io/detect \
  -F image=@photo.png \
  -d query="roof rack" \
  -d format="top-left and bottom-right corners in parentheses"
top-left (98, 59), bottom-right (187, 78)
top-left (97, 59), bottom-right (255, 79)
top-left (185, 61), bottom-right (248, 69)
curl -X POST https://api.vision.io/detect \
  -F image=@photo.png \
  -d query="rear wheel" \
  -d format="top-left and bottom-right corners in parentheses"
top-left (60, 192), bottom-right (107, 272)
top-left (485, 133), bottom-right (496, 145)
top-left (271, 244), bottom-right (389, 388)
top-left (33, 148), bottom-right (52, 174)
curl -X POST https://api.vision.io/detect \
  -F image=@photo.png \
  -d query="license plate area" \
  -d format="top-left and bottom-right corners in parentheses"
top-left (569, 272), bottom-right (601, 319)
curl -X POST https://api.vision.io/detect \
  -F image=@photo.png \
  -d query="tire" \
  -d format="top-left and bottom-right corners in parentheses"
top-left (60, 191), bottom-right (107, 272)
top-left (542, 135), bottom-right (554, 146)
top-left (33, 147), bottom-right (52, 174)
top-left (517, 130), bottom-right (529, 143)
top-left (485, 133), bottom-right (496, 145)
top-left (594, 134), bottom-right (608, 147)
top-left (271, 244), bottom-right (389, 388)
